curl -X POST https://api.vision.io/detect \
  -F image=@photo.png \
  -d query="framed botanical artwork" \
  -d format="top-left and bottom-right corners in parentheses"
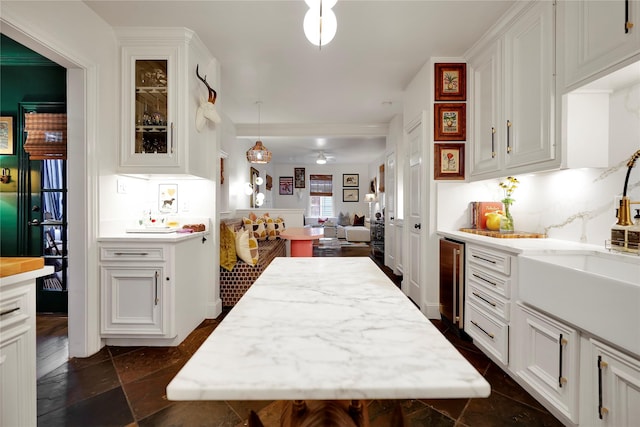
top-left (343, 173), bottom-right (359, 187)
top-left (0, 116), bottom-right (14, 155)
top-left (294, 167), bottom-right (305, 188)
top-left (343, 188), bottom-right (359, 202)
top-left (279, 176), bottom-right (293, 195)
top-left (158, 183), bottom-right (178, 213)
top-left (434, 143), bottom-right (465, 180)
top-left (434, 103), bottom-right (466, 141)
top-left (435, 63), bottom-right (466, 101)
top-left (266, 174), bottom-right (273, 191)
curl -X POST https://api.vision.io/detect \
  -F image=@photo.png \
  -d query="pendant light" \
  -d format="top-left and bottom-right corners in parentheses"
top-left (304, 0), bottom-right (338, 49)
top-left (246, 101), bottom-right (272, 164)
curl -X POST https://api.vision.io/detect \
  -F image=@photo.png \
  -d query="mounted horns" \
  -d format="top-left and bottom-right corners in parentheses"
top-left (196, 64), bottom-right (217, 104)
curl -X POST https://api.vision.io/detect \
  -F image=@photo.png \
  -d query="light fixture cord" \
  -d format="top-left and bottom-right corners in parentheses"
top-left (319, 0), bottom-right (323, 50)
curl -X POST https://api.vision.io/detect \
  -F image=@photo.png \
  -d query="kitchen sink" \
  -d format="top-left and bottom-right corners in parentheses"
top-left (519, 251), bottom-right (640, 356)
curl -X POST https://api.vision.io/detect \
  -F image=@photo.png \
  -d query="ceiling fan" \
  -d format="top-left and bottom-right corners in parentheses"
top-left (313, 151), bottom-right (335, 164)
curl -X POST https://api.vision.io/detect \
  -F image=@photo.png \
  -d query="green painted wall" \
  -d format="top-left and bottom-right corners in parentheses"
top-left (0, 34), bottom-right (66, 256)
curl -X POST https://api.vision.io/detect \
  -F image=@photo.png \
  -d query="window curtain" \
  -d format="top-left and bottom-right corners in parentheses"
top-left (42, 160), bottom-right (63, 221)
top-left (309, 174), bottom-right (332, 196)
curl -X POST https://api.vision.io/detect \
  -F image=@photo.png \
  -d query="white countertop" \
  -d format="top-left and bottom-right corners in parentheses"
top-left (98, 230), bottom-right (209, 243)
top-left (167, 257), bottom-right (490, 401)
top-left (438, 229), bottom-right (610, 255)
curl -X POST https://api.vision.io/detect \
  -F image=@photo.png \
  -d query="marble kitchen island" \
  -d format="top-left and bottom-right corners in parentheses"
top-left (167, 257), bottom-right (490, 403)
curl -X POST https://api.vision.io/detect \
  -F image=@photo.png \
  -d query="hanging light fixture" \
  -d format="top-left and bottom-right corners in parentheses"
top-left (304, 0), bottom-right (338, 49)
top-left (246, 101), bottom-right (272, 164)
top-left (316, 152), bottom-right (327, 164)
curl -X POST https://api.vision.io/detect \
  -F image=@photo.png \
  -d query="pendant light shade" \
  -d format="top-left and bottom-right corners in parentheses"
top-left (304, 0), bottom-right (338, 48)
top-left (246, 101), bottom-right (272, 164)
top-left (246, 140), bottom-right (272, 164)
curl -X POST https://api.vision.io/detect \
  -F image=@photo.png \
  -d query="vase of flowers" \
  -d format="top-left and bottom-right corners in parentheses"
top-left (499, 176), bottom-right (519, 233)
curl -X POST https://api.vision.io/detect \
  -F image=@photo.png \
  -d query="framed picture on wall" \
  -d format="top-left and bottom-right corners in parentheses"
top-left (434, 103), bottom-right (466, 141)
top-left (343, 188), bottom-right (359, 202)
top-left (434, 63), bottom-right (466, 101)
top-left (266, 174), bottom-right (273, 191)
top-left (158, 184), bottom-right (178, 213)
top-left (0, 116), bottom-right (14, 155)
top-left (279, 176), bottom-right (293, 195)
top-left (434, 143), bottom-right (465, 180)
top-left (343, 173), bottom-right (359, 187)
top-left (294, 167), bottom-right (305, 188)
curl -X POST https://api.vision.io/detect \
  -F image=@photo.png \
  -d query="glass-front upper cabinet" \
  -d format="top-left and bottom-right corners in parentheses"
top-left (119, 39), bottom-right (180, 171)
top-left (135, 60), bottom-right (169, 155)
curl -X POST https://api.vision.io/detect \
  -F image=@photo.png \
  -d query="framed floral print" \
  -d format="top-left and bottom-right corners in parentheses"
top-left (434, 143), bottom-right (465, 180)
top-left (434, 103), bottom-right (466, 141)
top-left (435, 63), bottom-right (466, 101)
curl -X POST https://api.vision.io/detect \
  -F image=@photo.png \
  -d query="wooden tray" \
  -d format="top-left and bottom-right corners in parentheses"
top-left (460, 228), bottom-right (547, 239)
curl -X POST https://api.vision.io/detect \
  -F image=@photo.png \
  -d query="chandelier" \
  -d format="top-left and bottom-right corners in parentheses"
top-left (303, 0), bottom-right (338, 49)
top-left (246, 101), bottom-right (272, 164)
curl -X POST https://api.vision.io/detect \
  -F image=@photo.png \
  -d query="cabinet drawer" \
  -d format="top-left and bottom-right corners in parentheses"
top-left (0, 287), bottom-right (30, 330)
top-left (466, 302), bottom-right (509, 364)
top-left (468, 245), bottom-right (511, 275)
top-left (468, 284), bottom-right (510, 321)
top-left (100, 247), bottom-right (165, 262)
top-left (468, 264), bottom-right (511, 298)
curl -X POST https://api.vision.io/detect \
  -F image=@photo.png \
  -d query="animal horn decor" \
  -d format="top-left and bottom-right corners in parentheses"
top-left (195, 64), bottom-right (221, 132)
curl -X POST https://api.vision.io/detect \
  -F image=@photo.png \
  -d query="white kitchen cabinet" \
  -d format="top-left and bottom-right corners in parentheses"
top-left (468, 0), bottom-right (557, 180)
top-left (117, 27), bottom-right (219, 178)
top-left (0, 266), bottom-right (53, 427)
top-left (100, 233), bottom-right (211, 345)
top-left (561, 0), bottom-right (640, 91)
top-left (464, 244), bottom-right (512, 365)
top-left (581, 338), bottom-right (640, 426)
top-left (514, 303), bottom-right (580, 424)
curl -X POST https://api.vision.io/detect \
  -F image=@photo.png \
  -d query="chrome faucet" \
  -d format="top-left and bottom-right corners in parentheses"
top-left (617, 149), bottom-right (640, 226)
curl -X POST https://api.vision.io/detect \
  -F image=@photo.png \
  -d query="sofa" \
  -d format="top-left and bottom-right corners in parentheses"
top-left (304, 212), bottom-right (371, 242)
top-left (219, 217), bottom-right (286, 307)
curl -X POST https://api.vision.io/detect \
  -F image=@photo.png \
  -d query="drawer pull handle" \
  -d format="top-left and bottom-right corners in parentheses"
top-left (558, 334), bottom-right (568, 388)
top-left (470, 320), bottom-right (495, 339)
top-left (0, 306), bottom-right (20, 317)
top-left (154, 271), bottom-right (159, 305)
top-left (472, 254), bottom-right (496, 264)
top-left (625, 0), bottom-right (632, 33)
top-left (472, 273), bottom-right (498, 287)
top-left (472, 292), bottom-right (496, 307)
top-left (598, 356), bottom-right (608, 419)
top-left (491, 126), bottom-right (496, 158)
top-left (506, 120), bottom-right (512, 154)
top-left (114, 252), bottom-right (149, 256)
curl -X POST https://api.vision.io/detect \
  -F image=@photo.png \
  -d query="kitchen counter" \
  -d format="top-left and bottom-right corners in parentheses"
top-left (438, 229), bottom-right (611, 255)
top-left (98, 230), bottom-right (209, 243)
top-left (0, 257), bottom-right (45, 278)
top-left (167, 257), bottom-right (490, 401)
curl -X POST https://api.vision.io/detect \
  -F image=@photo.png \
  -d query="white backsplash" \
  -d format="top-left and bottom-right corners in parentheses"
top-left (437, 163), bottom-right (640, 245)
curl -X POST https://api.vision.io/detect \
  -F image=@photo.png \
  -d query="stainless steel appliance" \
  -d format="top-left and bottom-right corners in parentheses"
top-left (439, 238), bottom-right (465, 331)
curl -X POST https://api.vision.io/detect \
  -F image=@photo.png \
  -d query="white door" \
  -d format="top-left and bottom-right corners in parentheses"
top-left (384, 152), bottom-right (396, 269)
top-left (406, 121), bottom-right (423, 305)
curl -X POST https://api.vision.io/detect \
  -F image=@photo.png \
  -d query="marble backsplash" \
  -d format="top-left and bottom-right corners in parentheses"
top-left (437, 162), bottom-right (640, 246)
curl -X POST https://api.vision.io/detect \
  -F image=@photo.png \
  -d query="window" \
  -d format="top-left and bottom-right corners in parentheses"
top-left (309, 174), bottom-right (333, 217)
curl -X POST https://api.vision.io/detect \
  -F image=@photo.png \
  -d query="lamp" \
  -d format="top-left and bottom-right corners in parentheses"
top-left (303, 0), bottom-right (338, 49)
top-left (245, 175), bottom-right (266, 207)
top-left (364, 193), bottom-right (376, 220)
top-left (316, 152), bottom-right (327, 164)
top-left (246, 101), bottom-right (272, 164)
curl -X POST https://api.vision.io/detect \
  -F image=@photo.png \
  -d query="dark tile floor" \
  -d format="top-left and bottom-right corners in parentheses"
top-left (36, 247), bottom-right (565, 427)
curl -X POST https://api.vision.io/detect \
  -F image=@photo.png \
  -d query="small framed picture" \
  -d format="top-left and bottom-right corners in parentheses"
top-left (434, 143), bottom-right (465, 180)
top-left (0, 116), bottom-right (14, 155)
top-left (266, 174), bottom-right (273, 191)
top-left (435, 63), bottom-right (466, 101)
top-left (159, 184), bottom-right (178, 213)
top-left (279, 176), bottom-right (293, 195)
top-left (343, 173), bottom-right (359, 187)
top-left (294, 167), bottom-right (305, 188)
top-left (434, 103), bottom-right (466, 141)
top-left (343, 188), bottom-right (359, 202)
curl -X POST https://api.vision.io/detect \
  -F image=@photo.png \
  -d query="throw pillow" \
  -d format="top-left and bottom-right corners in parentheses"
top-left (338, 211), bottom-right (350, 226)
top-left (235, 229), bottom-right (259, 266)
top-left (249, 212), bottom-right (258, 221)
top-left (219, 224), bottom-right (237, 271)
top-left (353, 214), bottom-right (365, 226)
top-left (243, 217), bottom-right (267, 241)
top-left (264, 217), bottom-right (286, 240)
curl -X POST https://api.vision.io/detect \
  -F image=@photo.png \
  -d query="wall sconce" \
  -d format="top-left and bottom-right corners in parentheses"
top-left (245, 176), bottom-right (265, 207)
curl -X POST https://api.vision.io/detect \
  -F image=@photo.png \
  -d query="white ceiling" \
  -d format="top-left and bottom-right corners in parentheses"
top-left (85, 0), bottom-right (515, 164)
